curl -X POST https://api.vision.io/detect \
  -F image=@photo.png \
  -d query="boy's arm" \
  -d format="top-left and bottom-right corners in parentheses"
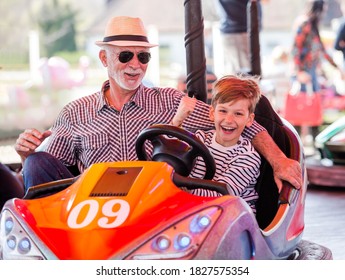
top-left (171, 96), bottom-right (197, 127)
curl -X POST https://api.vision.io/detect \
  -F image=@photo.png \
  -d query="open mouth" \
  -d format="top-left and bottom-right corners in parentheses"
top-left (126, 72), bottom-right (141, 78)
top-left (221, 126), bottom-right (235, 133)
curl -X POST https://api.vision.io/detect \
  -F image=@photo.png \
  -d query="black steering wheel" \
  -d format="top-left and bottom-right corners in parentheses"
top-left (136, 124), bottom-right (228, 195)
top-left (135, 124), bottom-right (216, 179)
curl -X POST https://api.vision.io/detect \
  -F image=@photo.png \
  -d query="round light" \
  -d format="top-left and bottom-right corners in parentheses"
top-left (6, 236), bottom-right (16, 250)
top-left (5, 217), bottom-right (14, 235)
top-left (197, 216), bottom-right (211, 228)
top-left (190, 215), bottom-right (211, 233)
top-left (155, 236), bottom-right (171, 251)
top-left (176, 234), bottom-right (191, 249)
top-left (18, 237), bottom-right (31, 254)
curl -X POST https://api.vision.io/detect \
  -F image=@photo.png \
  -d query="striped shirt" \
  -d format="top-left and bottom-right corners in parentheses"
top-left (189, 130), bottom-right (261, 214)
top-left (44, 80), bottom-right (264, 174)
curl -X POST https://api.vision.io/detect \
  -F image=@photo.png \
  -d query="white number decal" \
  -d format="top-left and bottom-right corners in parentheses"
top-left (67, 200), bottom-right (99, 229)
top-left (67, 199), bottom-right (130, 229)
top-left (98, 199), bottom-right (130, 228)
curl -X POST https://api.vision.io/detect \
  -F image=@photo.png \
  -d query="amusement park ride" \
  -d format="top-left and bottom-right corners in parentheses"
top-left (0, 0), bottom-right (335, 260)
top-left (306, 115), bottom-right (345, 187)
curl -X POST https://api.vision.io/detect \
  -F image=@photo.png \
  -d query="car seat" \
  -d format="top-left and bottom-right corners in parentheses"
top-left (254, 94), bottom-right (300, 229)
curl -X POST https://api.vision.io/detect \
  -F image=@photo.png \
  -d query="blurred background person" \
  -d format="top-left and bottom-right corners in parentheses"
top-left (291, 0), bottom-right (342, 140)
top-left (215, 0), bottom-right (268, 75)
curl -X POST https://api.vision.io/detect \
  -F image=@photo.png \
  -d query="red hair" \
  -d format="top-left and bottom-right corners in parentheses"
top-left (211, 74), bottom-right (262, 113)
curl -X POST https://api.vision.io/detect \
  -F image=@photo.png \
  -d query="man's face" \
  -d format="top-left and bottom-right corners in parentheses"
top-left (210, 98), bottom-right (254, 147)
top-left (103, 46), bottom-right (150, 91)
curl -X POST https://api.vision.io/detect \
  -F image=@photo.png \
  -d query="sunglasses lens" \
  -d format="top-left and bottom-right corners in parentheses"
top-left (137, 52), bottom-right (151, 64)
top-left (118, 51), bottom-right (151, 64)
top-left (118, 51), bottom-right (134, 63)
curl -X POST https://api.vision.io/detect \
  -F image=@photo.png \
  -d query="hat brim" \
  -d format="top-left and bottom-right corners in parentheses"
top-left (95, 40), bottom-right (158, 48)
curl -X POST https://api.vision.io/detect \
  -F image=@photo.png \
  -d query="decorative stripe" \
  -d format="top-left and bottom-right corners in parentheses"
top-left (103, 35), bottom-right (149, 43)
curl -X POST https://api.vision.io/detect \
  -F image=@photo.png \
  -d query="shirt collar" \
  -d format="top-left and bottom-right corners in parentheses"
top-left (130, 84), bottom-right (147, 109)
top-left (211, 133), bottom-right (244, 151)
top-left (97, 80), bottom-right (110, 112)
top-left (97, 80), bottom-right (147, 112)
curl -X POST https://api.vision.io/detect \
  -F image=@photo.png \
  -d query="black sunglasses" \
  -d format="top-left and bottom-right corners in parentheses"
top-left (118, 51), bottom-right (151, 64)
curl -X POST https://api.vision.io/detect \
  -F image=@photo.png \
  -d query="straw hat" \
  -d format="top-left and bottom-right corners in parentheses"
top-left (95, 16), bottom-right (158, 48)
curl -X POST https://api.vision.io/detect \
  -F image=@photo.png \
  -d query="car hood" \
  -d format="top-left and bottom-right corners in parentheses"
top-left (11, 161), bottom-right (216, 259)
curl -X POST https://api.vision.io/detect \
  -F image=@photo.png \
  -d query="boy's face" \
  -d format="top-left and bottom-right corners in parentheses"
top-left (210, 98), bottom-right (254, 147)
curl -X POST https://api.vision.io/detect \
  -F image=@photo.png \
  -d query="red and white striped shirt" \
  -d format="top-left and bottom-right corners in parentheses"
top-left (44, 80), bottom-right (264, 173)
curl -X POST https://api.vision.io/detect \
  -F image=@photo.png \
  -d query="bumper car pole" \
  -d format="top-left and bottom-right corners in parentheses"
top-left (183, 0), bottom-right (207, 102)
top-left (248, 0), bottom-right (261, 77)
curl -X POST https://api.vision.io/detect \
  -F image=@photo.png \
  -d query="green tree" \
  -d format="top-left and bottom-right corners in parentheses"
top-left (38, 0), bottom-right (78, 57)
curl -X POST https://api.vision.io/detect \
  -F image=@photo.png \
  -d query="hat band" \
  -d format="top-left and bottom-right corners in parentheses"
top-left (103, 35), bottom-right (149, 43)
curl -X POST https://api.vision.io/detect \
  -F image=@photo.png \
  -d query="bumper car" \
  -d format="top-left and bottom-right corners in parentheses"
top-left (306, 115), bottom-right (345, 187)
top-left (0, 96), bottom-right (332, 260)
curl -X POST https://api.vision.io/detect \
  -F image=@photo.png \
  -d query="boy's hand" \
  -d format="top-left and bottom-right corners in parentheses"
top-left (171, 96), bottom-right (197, 126)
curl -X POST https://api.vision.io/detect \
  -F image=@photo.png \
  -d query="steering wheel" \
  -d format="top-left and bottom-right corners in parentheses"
top-left (135, 124), bottom-right (216, 180)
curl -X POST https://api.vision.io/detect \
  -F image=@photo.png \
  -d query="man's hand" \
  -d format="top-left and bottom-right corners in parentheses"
top-left (272, 156), bottom-right (302, 192)
top-left (15, 129), bottom-right (52, 163)
top-left (171, 96), bottom-right (197, 126)
top-left (252, 130), bottom-right (302, 192)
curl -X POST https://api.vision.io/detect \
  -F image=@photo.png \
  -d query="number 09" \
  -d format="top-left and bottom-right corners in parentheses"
top-left (67, 199), bottom-right (130, 229)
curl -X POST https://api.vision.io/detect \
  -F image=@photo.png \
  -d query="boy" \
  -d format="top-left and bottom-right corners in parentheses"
top-left (172, 74), bottom-right (262, 214)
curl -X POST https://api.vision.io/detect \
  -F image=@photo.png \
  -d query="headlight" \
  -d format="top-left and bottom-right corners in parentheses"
top-left (126, 206), bottom-right (222, 260)
top-left (0, 210), bottom-right (45, 260)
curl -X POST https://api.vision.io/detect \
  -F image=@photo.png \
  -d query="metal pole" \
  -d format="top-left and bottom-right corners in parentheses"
top-left (247, 0), bottom-right (261, 76)
top-left (184, 0), bottom-right (207, 102)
